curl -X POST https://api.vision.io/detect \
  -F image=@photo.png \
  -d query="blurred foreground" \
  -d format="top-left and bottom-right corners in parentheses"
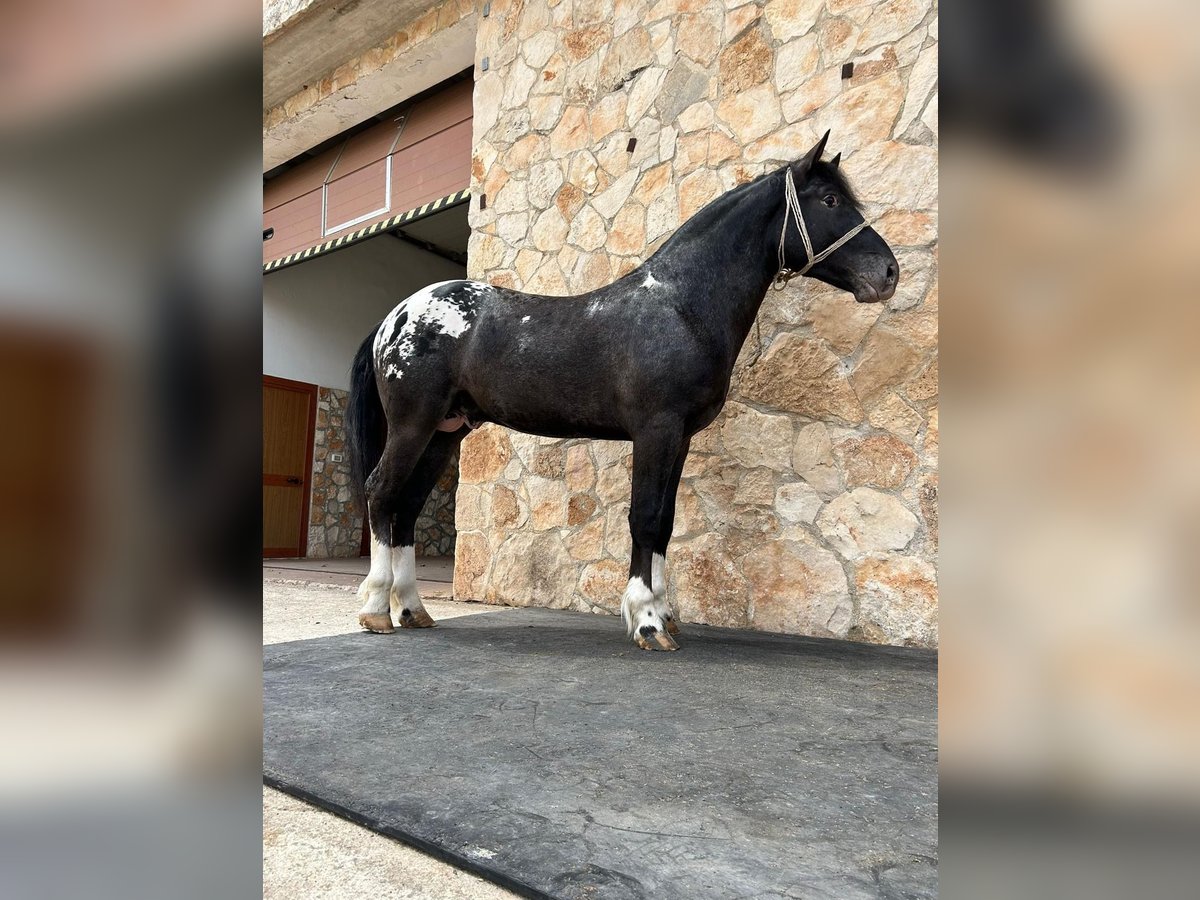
top-left (941, 0), bottom-right (1200, 896)
top-left (0, 1), bottom-right (262, 897)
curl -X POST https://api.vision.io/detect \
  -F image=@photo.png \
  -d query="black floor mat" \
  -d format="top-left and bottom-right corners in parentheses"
top-left (264, 606), bottom-right (937, 899)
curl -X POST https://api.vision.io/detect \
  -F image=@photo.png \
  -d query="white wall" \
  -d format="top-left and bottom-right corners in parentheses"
top-left (263, 234), bottom-right (465, 390)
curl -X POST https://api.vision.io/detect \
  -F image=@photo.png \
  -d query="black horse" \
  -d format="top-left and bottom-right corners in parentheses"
top-left (347, 133), bottom-right (898, 650)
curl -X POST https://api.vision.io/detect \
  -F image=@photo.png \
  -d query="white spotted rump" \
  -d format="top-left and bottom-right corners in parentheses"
top-left (374, 280), bottom-right (484, 379)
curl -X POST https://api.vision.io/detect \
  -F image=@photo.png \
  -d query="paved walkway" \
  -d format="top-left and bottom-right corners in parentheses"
top-left (263, 564), bottom-right (518, 900)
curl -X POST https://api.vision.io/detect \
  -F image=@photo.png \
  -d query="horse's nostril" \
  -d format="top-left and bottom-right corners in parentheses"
top-left (886, 263), bottom-right (897, 283)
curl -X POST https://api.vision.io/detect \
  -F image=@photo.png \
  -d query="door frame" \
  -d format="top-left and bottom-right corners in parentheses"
top-left (263, 374), bottom-right (318, 558)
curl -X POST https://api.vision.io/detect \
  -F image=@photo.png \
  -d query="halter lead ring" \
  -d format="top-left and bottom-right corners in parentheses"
top-left (774, 167), bottom-right (869, 290)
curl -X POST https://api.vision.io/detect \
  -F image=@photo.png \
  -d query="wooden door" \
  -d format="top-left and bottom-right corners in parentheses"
top-left (263, 376), bottom-right (316, 557)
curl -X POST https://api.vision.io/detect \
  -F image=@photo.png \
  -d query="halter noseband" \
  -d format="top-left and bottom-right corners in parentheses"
top-left (774, 166), bottom-right (869, 290)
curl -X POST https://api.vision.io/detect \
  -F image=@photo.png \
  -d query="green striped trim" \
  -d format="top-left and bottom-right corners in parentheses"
top-left (263, 189), bottom-right (471, 273)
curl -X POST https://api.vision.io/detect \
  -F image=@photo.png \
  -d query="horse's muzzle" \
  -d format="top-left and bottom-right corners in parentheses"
top-left (855, 254), bottom-right (899, 303)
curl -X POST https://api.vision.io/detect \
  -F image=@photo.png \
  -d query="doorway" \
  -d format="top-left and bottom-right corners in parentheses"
top-left (263, 375), bottom-right (317, 557)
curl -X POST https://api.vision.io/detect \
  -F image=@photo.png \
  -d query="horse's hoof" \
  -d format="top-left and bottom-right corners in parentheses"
top-left (635, 628), bottom-right (679, 651)
top-left (358, 613), bottom-right (395, 634)
top-left (399, 608), bottom-right (437, 628)
top-left (665, 616), bottom-right (681, 636)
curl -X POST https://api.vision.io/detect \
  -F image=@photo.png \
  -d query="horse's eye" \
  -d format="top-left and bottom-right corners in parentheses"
top-left (822, 194), bottom-right (839, 207)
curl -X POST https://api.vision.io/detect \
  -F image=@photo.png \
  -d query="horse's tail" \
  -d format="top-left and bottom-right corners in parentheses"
top-left (347, 323), bottom-right (385, 512)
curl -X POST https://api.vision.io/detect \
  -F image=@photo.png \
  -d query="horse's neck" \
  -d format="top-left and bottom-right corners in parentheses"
top-left (655, 182), bottom-right (782, 359)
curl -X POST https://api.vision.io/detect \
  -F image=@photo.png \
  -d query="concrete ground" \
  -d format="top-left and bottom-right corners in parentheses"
top-left (263, 562), bottom-right (519, 900)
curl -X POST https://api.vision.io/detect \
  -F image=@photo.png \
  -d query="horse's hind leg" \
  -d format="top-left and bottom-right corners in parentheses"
top-left (357, 413), bottom-right (443, 633)
top-left (387, 430), bottom-right (465, 628)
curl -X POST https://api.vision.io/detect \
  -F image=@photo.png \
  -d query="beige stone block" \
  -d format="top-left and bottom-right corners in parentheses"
top-left (834, 433), bottom-right (918, 489)
top-left (527, 475), bottom-right (567, 530)
top-left (815, 487), bottom-right (918, 558)
top-left (906, 357), bottom-right (937, 404)
top-left (607, 203), bottom-right (647, 256)
top-left (856, 0), bottom-right (933, 51)
top-left (874, 209), bottom-right (938, 248)
top-left (453, 531), bottom-right (490, 599)
top-left (645, 185), bottom-right (679, 243)
top-left (600, 23), bottom-right (654, 89)
top-left (774, 33), bottom-right (820, 94)
top-left (725, 3), bottom-right (762, 42)
top-left (531, 206), bottom-right (569, 251)
top-left (719, 24), bottom-right (773, 94)
top-left (866, 391), bottom-right (923, 440)
top-left (507, 133), bottom-right (549, 171)
top-left (566, 517), bottom-right (605, 561)
top-left (717, 82), bottom-right (782, 143)
top-left (460, 426), bottom-right (513, 484)
top-left (822, 71), bottom-right (906, 145)
top-left (921, 407), bottom-right (938, 467)
top-left (527, 160), bottom-right (563, 210)
top-left (850, 324), bottom-right (923, 408)
top-left (564, 24), bottom-right (610, 63)
top-left (739, 333), bottom-right (864, 424)
top-left (676, 10), bottom-right (723, 66)
top-left (590, 91), bottom-right (628, 142)
top-left (678, 168), bottom-right (724, 221)
top-left (675, 132), bottom-right (711, 173)
top-left (592, 169), bottom-right (638, 220)
top-left (775, 481), bottom-right (823, 525)
top-left (845, 141), bottom-right (937, 210)
top-left (565, 444), bottom-right (596, 491)
top-left (568, 204), bottom-right (607, 251)
top-left (746, 539), bottom-right (852, 637)
top-left (719, 402), bottom-right (794, 471)
top-left (677, 101), bottom-right (714, 133)
top-left (578, 558), bottom-right (626, 610)
top-left (744, 121), bottom-right (820, 164)
top-left (793, 422), bottom-right (844, 498)
top-left (764, 0), bottom-right (823, 43)
top-left (853, 554), bottom-right (937, 647)
top-left (552, 182), bottom-right (584, 221)
top-left (781, 66), bottom-right (843, 122)
top-left (669, 532), bottom-right (749, 627)
top-left (523, 29), bottom-right (558, 68)
top-left (818, 16), bottom-right (860, 65)
top-left (806, 290), bottom-right (881, 354)
top-left (550, 106), bottom-right (590, 156)
top-left (627, 66), bottom-right (667, 125)
top-left (918, 471), bottom-right (937, 550)
top-left (491, 484), bottom-right (521, 528)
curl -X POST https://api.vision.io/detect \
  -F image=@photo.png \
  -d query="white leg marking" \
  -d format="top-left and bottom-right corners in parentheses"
top-left (651, 553), bottom-right (667, 597)
top-left (621, 576), bottom-right (671, 637)
top-left (389, 545), bottom-right (425, 619)
top-left (357, 528), bottom-right (394, 616)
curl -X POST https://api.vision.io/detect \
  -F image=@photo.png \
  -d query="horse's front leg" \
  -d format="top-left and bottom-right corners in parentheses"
top-left (623, 420), bottom-right (688, 651)
top-left (654, 439), bottom-right (690, 637)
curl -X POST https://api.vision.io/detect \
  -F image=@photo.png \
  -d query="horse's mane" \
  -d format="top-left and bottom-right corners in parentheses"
top-left (648, 157), bottom-right (861, 263)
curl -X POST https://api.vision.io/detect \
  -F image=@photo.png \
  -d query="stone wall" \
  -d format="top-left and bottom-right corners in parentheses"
top-left (456, 0), bottom-right (938, 647)
top-left (307, 387), bottom-right (360, 558)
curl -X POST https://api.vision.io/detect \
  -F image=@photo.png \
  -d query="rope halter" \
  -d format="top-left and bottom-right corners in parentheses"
top-left (774, 166), bottom-right (869, 290)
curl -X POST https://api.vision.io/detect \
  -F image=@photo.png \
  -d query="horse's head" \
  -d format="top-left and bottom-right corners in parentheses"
top-left (780, 133), bottom-right (899, 303)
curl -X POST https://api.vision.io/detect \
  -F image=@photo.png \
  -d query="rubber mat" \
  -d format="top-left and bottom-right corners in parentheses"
top-left (264, 606), bottom-right (937, 899)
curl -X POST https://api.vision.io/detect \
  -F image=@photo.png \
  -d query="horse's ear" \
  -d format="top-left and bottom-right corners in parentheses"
top-left (829, 152), bottom-right (842, 169)
top-left (793, 130), bottom-right (830, 179)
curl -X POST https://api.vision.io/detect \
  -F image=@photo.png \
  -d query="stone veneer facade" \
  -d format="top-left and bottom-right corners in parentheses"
top-left (307, 387), bottom-right (359, 558)
top-left (454, 0), bottom-right (938, 648)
